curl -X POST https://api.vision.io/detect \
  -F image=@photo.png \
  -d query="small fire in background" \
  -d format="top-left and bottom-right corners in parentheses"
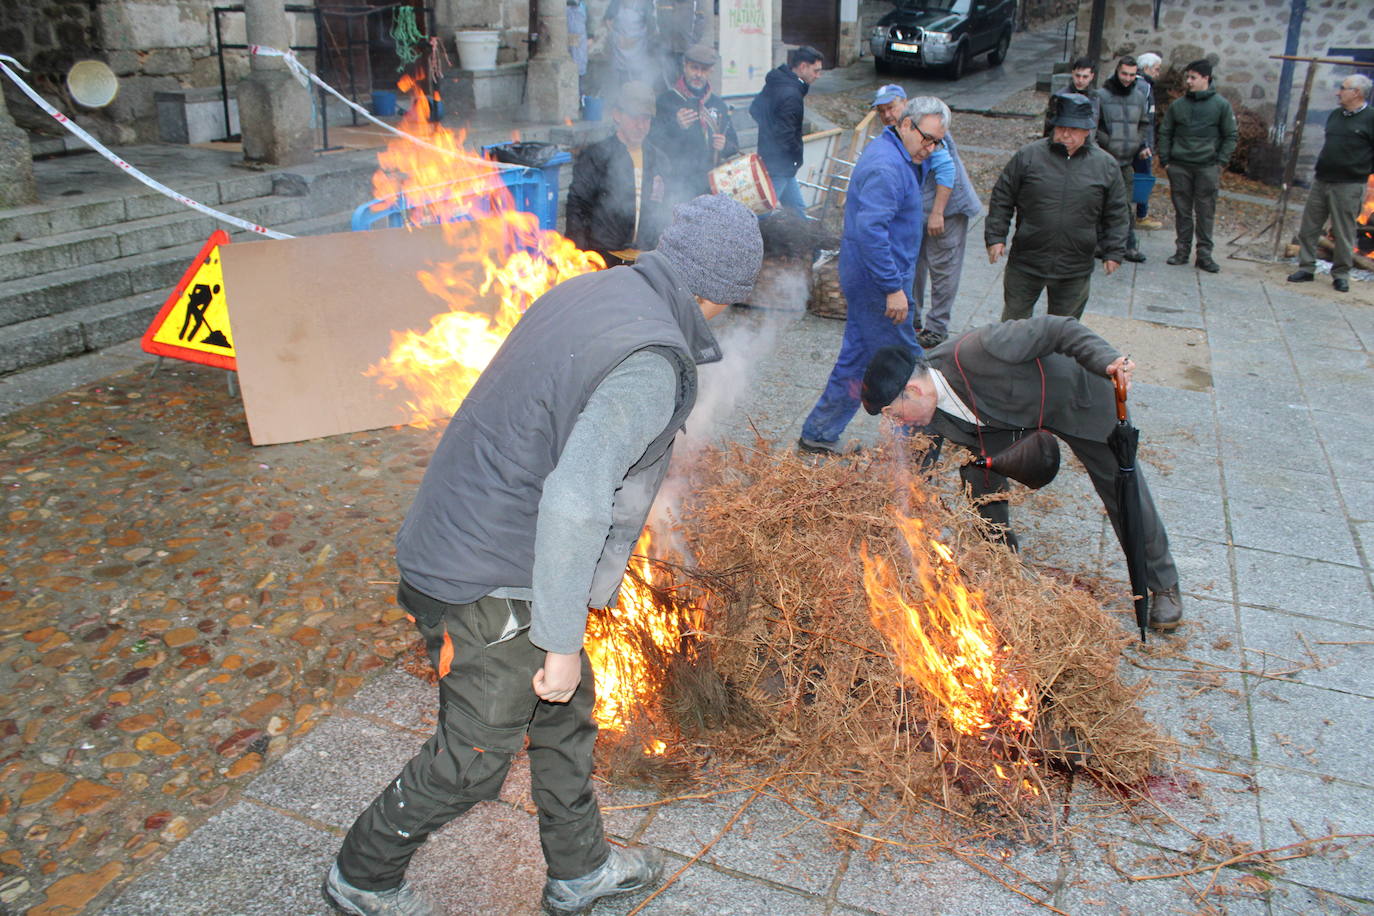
top-left (585, 528), bottom-right (700, 755)
top-left (863, 512), bottom-right (1035, 761)
top-left (364, 73), bottom-right (604, 427)
top-left (1356, 175), bottom-right (1374, 256)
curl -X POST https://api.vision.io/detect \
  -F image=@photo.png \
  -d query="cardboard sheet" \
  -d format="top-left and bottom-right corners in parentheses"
top-left (221, 224), bottom-right (478, 445)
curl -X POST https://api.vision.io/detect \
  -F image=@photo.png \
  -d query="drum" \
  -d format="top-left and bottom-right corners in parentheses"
top-left (708, 153), bottom-right (778, 215)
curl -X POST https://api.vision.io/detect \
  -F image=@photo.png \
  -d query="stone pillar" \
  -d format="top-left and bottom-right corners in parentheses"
top-left (237, 0), bottom-right (314, 166)
top-left (0, 82), bottom-right (39, 207)
top-left (524, 0), bottom-right (579, 122)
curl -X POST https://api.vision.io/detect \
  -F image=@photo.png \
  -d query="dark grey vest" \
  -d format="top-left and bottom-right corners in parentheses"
top-left (395, 250), bottom-right (718, 607)
top-left (1096, 79), bottom-right (1152, 166)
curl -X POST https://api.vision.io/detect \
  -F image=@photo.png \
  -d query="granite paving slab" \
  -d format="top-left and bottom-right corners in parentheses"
top-left (101, 802), bottom-right (341, 916)
top-left (1245, 679), bottom-right (1374, 786)
top-left (1233, 548), bottom-right (1372, 626)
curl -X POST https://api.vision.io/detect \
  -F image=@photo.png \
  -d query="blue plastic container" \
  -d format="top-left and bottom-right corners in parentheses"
top-left (482, 143), bottom-right (573, 232)
top-left (350, 164), bottom-right (543, 231)
top-left (372, 90), bottom-right (397, 117)
top-left (582, 96), bottom-right (604, 121)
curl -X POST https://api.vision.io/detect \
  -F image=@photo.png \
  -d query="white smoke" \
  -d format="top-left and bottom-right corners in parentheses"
top-left (648, 263), bottom-right (811, 554)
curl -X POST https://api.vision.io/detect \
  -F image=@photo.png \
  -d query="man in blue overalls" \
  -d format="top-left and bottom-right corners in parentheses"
top-left (798, 95), bottom-right (948, 455)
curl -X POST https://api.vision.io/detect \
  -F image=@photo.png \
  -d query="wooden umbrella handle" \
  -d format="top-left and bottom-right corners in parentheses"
top-left (1114, 374), bottom-right (1128, 422)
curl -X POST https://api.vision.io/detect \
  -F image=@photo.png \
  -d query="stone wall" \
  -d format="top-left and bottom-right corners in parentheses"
top-left (1078, 0), bottom-right (1374, 129)
top-left (1, 0), bottom-right (315, 144)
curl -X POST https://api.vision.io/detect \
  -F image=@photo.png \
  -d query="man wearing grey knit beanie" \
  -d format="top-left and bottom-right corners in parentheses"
top-left (326, 194), bottom-right (761, 916)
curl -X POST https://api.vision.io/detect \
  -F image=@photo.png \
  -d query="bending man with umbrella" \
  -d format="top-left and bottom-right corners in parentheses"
top-left (859, 315), bottom-right (1182, 632)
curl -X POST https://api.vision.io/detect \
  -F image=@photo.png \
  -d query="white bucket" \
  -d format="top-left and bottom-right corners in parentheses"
top-left (453, 30), bottom-right (500, 71)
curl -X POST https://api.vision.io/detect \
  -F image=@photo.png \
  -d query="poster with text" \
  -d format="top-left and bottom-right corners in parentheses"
top-left (719, 0), bottom-right (772, 96)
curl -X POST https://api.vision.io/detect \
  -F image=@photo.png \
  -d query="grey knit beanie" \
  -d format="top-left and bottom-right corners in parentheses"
top-left (654, 194), bottom-right (763, 305)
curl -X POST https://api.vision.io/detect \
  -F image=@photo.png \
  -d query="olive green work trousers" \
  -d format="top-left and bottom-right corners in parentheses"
top-left (335, 581), bottom-right (608, 890)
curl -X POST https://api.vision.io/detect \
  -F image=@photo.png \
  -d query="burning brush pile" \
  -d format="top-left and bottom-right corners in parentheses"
top-left (591, 439), bottom-right (1170, 823)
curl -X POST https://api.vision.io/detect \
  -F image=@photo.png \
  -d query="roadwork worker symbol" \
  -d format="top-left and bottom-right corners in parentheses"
top-left (142, 230), bottom-right (237, 370)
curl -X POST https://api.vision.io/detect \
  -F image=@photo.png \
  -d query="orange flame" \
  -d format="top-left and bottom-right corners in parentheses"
top-left (862, 514), bottom-right (1033, 739)
top-left (1358, 175), bottom-right (1374, 228)
top-left (364, 74), bottom-right (604, 426)
top-left (584, 529), bottom-right (698, 754)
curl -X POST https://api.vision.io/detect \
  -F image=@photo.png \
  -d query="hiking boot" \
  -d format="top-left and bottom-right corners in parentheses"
top-left (542, 846), bottom-right (664, 916)
top-left (1136, 216), bottom-right (1163, 229)
top-left (1123, 249), bottom-right (1147, 263)
top-left (1287, 269), bottom-right (1315, 283)
top-left (797, 436), bottom-right (859, 457)
top-left (1195, 257), bottom-right (1220, 273)
top-left (1333, 277), bottom-right (1350, 292)
top-left (917, 328), bottom-right (947, 349)
top-left (1149, 585), bottom-right (1183, 630)
top-left (1166, 252), bottom-right (1189, 266)
top-left (323, 862), bottom-right (437, 916)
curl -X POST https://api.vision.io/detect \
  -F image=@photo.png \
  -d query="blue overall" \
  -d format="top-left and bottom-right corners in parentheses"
top-left (801, 128), bottom-right (929, 445)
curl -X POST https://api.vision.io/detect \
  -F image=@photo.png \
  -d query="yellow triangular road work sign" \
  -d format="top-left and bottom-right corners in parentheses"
top-left (142, 230), bottom-right (236, 370)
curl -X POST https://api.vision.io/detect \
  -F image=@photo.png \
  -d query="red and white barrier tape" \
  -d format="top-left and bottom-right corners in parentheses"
top-left (0, 53), bottom-right (293, 239)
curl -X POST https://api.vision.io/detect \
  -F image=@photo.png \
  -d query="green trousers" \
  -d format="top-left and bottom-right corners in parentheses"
top-left (336, 582), bottom-right (608, 890)
top-left (1000, 262), bottom-right (1092, 322)
top-left (1165, 162), bottom-right (1219, 259)
top-left (1296, 178), bottom-right (1366, 280)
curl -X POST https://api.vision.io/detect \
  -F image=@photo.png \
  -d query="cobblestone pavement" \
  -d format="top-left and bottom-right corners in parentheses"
top-left (0, 362), bottom-right (434, 913)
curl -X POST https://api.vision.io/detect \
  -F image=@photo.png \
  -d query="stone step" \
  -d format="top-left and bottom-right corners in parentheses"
top-left (0, 149), bottom-right (379, 243)
top-left (0, 195), bottom-right (312, 284)
top-left (0, 206), bottom-right (363, 376)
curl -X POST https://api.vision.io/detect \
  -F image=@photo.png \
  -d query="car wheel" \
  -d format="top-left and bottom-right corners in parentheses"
top-left (945, 42), bottom-right (968, 80)
top-left (875, 55), bottom-right (892, 75)
top-left (989, 30), bottom-right (1011, 66)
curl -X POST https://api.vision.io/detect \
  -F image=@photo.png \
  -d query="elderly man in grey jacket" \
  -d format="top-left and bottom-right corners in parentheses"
top-left (324, 195), bottom-right (763, 916)
top-left (913, 130), bottom-right (982, 349)
top-left (860, 316), bottom-right (1183, 631)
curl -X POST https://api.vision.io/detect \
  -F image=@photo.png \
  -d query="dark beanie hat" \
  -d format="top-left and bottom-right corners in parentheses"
top-left (1185, 58), bottom-right (1212, 79)
top-left (861, 345), bottom-right (920, 415)
top-left (655, 194), bottom-right (763, 305)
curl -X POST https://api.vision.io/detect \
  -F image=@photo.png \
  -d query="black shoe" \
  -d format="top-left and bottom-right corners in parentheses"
top-left (1195, 257), bottom-right (1220, 273)
top-left (917, 329), bottom-right (947, 349)
top-left (1333, 277), bottom-right (1349, 292)
top-left (1166, 252), bottom-right (1189, 266)
top-left (797, 436), bottom-right (859, 457)
top-left (1287, 269), bottom-right (1315, 283)
top-left (1123, 249), bottom-right (1147, 263)
top-left (1149, 585), bottom-right (1183, 630)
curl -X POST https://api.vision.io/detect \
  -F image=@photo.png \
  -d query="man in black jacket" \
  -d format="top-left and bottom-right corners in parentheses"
top-left (749, 45), bottom-right (823, 212)
top-left (651, 43), bottom-right (739, 210)
top-left (565, 82), bottom-right (665, 264)
top-left (986, 95), bottom-right (1129, 321)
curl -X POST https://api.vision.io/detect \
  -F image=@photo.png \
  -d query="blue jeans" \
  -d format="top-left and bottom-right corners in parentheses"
top-left (775, 176), bottom-right (806, 212)
top-left (801, 279), bottom-right (919, 445)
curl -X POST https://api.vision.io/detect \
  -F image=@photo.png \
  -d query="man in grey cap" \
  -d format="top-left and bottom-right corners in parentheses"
top-left (567, 81), bottom-right (666, 264)
top-left (324, 195), bottom-right (764, 916)
top-left (650, 42), bottom-right (739, 209)
top-left (986, 93), bottom-right (1129, 321)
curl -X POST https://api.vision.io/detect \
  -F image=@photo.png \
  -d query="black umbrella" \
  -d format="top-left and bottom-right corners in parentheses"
top-left (1107, 375), bottom-right (1150, 641)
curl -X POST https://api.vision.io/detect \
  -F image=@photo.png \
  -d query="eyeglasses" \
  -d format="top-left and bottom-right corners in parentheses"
top-left (908, 121), bottom-right (943, 149)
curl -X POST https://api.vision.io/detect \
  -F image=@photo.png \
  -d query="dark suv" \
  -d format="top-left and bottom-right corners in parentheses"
top-left (869, 0), bottom-right (1017, 79)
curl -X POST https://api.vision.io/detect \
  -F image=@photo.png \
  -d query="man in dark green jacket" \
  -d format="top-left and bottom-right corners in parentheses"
top-left (1158, 59), bottom-right (1237, 273)
top-left (1287, 73), bottom-right (1374, 293)
top-left (985, 95), bottom-right (1129, 322)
